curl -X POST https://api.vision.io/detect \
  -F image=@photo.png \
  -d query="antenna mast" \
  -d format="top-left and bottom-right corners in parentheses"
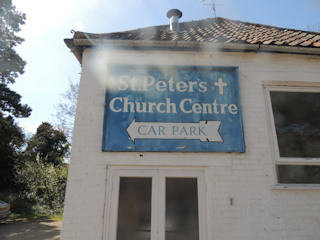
top-left (201, 0), bottom-right (221, 17)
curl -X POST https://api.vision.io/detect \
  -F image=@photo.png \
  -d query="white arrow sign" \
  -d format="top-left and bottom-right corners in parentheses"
top-left (126, 118), bottom-right (223, 143)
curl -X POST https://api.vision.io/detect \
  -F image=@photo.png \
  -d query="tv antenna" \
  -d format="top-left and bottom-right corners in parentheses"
top-left (201, 0), bottom-right (222, 17)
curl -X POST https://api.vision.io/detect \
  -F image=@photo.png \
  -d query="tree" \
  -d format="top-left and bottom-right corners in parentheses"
top-left (15, 156), bottom-right (68, 214)
top-left (0, 83), bottom-right (30, 190)
top-left (0, 0), bottom-right (26, 84)
top-left (0, 83), bottom-right (31, 118)
top-left (15, 123), bottom-right (70, 214)
top-left (0, 0), bottom-right (31, 191)
top-left (25, 122), bottom-right (70, 166)
top-left (51, 79), bottom-right (79, 144)
top-left (0, 114), bottom-right (24, 190)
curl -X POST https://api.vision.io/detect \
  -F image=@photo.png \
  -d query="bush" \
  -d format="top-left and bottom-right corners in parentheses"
top-left (0, 190), bottom-right (33, 215)
top-left (15, 156), bottom-right (68, 215)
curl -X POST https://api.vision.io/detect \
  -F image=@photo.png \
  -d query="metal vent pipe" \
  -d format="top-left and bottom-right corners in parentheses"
top-left (167, 9), bottom-right (183, 32)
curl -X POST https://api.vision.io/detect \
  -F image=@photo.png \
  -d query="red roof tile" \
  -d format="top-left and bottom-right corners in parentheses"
top-left (73, 17), bottom-right (320, 48)
top-left (65, 17), bottom-right (320, 62)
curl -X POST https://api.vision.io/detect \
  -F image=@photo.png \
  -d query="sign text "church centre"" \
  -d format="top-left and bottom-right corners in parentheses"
top-left (102, 65), bottom-right (245, 152)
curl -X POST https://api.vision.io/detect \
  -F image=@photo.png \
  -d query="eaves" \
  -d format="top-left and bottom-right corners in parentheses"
top-left (64, 38), bottom-right (320, 64)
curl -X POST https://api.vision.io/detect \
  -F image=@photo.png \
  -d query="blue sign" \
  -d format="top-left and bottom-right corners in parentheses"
top-left (102, 65), bottom-right (245, 152)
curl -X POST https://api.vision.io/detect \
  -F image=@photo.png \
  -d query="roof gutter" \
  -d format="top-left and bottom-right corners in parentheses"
top-left (65, 38), bottom-right (320, 64)
top-left (64, 39), bottom-right (83, 64)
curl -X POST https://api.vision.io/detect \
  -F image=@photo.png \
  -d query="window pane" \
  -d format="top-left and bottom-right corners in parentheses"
top-left (270, 91), bottom-right (320, 158)
top-left (117, 177), bottom-right (152, 240)
top-left (165, 178), bottom-right (199, 240)
top-left (278, 165), bottom-right (320, 184)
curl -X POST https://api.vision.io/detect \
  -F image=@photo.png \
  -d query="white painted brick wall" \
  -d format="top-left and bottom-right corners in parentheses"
top-left (61, 48), bottom-right (320, 240)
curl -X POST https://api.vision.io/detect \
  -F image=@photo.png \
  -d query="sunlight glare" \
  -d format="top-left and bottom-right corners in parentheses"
top-left (74, 21), bottom-right (85, 31)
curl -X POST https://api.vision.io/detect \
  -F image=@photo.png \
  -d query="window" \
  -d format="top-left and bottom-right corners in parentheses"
top-left (265, 82), bottom-right (320, 184)
top-left (104, 168), bottom-right (208, 240)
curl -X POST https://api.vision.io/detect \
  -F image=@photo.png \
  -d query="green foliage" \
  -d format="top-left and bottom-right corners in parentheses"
top-left (13, 123), bottom-right (69, 215)
top-left (0, 0), bottom-right (26, 84)
top-left (0, 114), bottom-right (24, 190)
top-left (0, 1), bottom-right (68, 218)
top-left (0, 1), bottom-right (69, 217)
top-left (0, 83), bottom-right (31, 118)
top-left (7, 212), bottom-right (64, 222)
top-left (0, 189), bottom-right (33, 215)
top-left (25, 122), bottom-right (70, 166)
top-left (2, 122), bottom-right (70, 215)
top-left (15, 157), bottom-right (68, 215)
top-left (0, 0), bottom-right (31, 191)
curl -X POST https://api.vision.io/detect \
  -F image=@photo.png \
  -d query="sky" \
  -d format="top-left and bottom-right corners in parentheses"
top-left (11, 0), bottom-right (320, 133)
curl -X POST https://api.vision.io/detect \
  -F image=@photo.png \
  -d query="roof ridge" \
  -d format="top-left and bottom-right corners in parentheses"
top-left (76, 16), bottom-right (320, 37)
top-left (71, 16), bottom-right (320, 51)
top-left (184, 17), bottom-right (320, 35)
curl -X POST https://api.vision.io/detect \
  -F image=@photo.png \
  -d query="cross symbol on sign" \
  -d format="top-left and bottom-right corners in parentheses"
top-left (214, 77), bottom-right (228, 95)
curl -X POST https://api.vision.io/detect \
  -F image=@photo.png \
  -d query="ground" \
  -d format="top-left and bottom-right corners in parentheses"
top-left (0, 220), bottom-right (62, 240)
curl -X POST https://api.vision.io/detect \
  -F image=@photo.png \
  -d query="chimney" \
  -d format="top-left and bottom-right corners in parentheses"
top-left (167, 9), bottom-right (183, 32)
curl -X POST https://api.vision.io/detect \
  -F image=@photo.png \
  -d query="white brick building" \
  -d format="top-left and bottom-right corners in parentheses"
top-left (62, 10), bottom-right (320, 240)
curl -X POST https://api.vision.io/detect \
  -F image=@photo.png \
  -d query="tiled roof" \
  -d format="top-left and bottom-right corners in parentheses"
top-left (73, 17), bottom-right (320, 48)
top-left (66, 17), bottom-right (320, 63)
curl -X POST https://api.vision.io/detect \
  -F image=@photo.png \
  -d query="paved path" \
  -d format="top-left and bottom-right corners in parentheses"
top-left (0, 220), bottom-right (62, 240)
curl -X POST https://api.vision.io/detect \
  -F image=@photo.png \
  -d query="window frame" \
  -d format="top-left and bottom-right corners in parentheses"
top-left (103, 166), bottom-right (209, 240)
top-left (264, 81), bottom-right (320, 187)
